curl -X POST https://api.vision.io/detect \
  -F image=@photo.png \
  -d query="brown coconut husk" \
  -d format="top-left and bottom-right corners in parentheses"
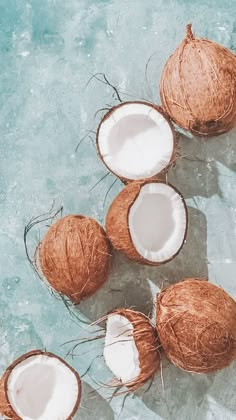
top-left (105, 180), bottom-right (188, 265)
top-left (0, 350), bottom-right (82, 420)
top-left (160, 24), bottom-right (236, 136)
top-left (156, 279), bottom-right (236, 373)
top-left (37, 215), bottom-right (112, 304)
top-left (105, 308), bottom-right (160, 391)
top-left (96, 101), bottom-right (177, 183)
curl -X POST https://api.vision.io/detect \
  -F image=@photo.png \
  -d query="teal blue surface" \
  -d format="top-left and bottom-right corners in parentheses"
top-left (0, 0), bottom-right (236, 419)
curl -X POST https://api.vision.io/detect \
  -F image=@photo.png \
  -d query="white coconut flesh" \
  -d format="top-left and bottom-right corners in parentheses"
top-left (6, 354), bottom-right (79, 420)
top-left (129, 183), bottom-right (187, 263)
top-left (98, 102), bottom-right (174, 180)
top-left (103, 315), bottom-right (141, 384)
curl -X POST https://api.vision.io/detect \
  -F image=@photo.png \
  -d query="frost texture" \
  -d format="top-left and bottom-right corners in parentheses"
top-left (0, 0), bottom-right (236, 419)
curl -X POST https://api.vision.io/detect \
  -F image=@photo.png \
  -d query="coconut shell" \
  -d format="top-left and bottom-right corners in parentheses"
top-left (156, 279), bottom-right (236, 373)
top-left (105, 180), bottom-right (187, 265)
top-left (37, 215), bottom-right (111, 304)
top-left (160, 24), bottom-right (236, 136)
top-left (96, 101), bottom-right (176, 183)
top-left (0, 350), bottom-right (82, 420)
top-left (109, 309), bottom-right (160, 391)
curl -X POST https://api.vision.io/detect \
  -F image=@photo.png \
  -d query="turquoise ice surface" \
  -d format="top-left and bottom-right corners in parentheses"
top-left (0, 0), bottom-right (236, 419)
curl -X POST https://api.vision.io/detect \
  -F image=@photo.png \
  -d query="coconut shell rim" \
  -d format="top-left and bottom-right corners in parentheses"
top-left (106, 307), bottom-right (155, 326)
top-left (3, 350), bottom-right (82, 420)
top-left (106, 179), bottom-right (188, 266)
top-left (96, 101), bottom-right (177, 182)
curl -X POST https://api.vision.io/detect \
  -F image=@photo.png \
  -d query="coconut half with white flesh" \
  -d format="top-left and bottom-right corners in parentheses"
top-left (0, 350), bottom-right (81, 420)
top-left (97, 101), bottom-right (176, 182)
top-left (106, 180), bottom-right (187, 265)
top-left (103, 309), bottom-right (160, 391)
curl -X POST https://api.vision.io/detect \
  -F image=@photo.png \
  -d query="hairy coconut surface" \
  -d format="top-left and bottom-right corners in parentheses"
top-left (37, 215), bottom-right (111, 304)
top-left (106, 180), bottom-right (187, 265)
top-left (97, 101), bottom-right (176, 182)
top-left (104, 309), bottom-right (160, 391)
top-left (160, 24), bottom-right (236, 136)
top-left (156, 279), bottom-right (236, 373)
top-left (0, 350), bottom-right (81, 420)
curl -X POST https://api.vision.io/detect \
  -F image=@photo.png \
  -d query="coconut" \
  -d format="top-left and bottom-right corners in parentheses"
top-left (156, 279), bottom-right (236, 373)
top-left (0, 350), bottom-right (81, 420)
top-left (97, 101), bottom-right (176, 182)
top-left (37, 215), bottom-right (111, 304)
top-left (106, 180), bottom-right (187, 265)
top-left (160, 24), bottom-right (236, 136)
top-left (103, 309), bottom-right (160, 391)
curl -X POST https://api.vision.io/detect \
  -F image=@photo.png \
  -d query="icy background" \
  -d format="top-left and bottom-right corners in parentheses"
top-left (0, 0), bottom-right (236, 419)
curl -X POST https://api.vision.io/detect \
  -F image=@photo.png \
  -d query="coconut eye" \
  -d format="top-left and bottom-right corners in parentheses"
top-left (205, 120), bottom-right (217, 128)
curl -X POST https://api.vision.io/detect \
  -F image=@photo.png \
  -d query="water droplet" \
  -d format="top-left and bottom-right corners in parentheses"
top-left (21, 51), bottom-right (30, 57)
top-left (106, 29), bottom-right (113, 37)
top-left (75, 37), bottom-right (85, 46)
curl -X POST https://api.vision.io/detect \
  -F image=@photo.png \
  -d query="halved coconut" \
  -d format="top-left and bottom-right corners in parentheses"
top-left (106, 180), bottom-right (187, 265)
top-left (0, 350), bottom-right (81, 420)
top-left (103, 309), bottom-right (159, 391)
top-left (97, 101), bottom-right (176, 182)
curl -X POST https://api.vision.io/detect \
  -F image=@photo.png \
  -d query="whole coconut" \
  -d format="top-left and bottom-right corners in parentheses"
top-left (160, 24), bottom-right (236, 136)
top-left (156, 279), bottom-right (236, 373)
top-left (37, 215), bottom-right (111, 304)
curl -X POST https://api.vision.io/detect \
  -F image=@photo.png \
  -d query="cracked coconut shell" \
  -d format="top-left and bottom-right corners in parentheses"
top-left (105, 309), bottom-right (160, 391)
top-left (37, 215), bottom-right (111, 304)
top-left (160, 24), bottom-right (236, 136)
top-left (156, 279), bottom-right (236, 373)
